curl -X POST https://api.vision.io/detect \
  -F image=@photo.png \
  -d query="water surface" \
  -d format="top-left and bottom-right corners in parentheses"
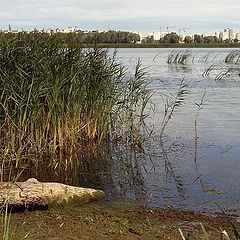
top-left (111, 48), bottom-right (240, 214)
top-left (21, 48), bottom-right (240, 215)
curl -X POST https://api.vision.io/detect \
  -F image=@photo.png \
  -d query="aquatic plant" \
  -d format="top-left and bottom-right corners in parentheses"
top-left (167, 49), bottom-right (192, 64)
top-left (224, 50), bottom-right (240, 64)
top-left (0, 33), bottom-right (150, 173)
top-left (202, 65), bottom-right (216, 77)
top-left (160, 78), bottom-right (188, 137)
top-left (215, 67), bottom-right (240, 80)
top-left (193, 91), bottom-right (206, 189)
top-left (203, 64), bottom-right (240, 80)
top-left (198, 52), bottom-right (211, 63)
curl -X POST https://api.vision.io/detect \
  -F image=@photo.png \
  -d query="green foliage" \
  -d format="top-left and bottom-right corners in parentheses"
top-left (203, 35), bottom-right (219, 44)
top-left (194, 34), bottom-right (204, 43)
top-left (162, 32), bottom-right (180, 44)
top-left (141, 35), bottom-right (155, 44)
top-left (0, 33), bottom-right (150, 168)
top-left (0, 30), bottom-right (140, 45)
top-left (184, 36), bottom-right (193, 44)
top-left (234, 38), bottom-right (239, 43)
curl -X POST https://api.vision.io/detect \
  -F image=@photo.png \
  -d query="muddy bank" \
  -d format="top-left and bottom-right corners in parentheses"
top-left (0, 200), bottom-right (239, 239)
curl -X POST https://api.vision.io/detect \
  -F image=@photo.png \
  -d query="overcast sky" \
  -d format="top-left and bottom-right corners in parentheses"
top-left (1, 0), bottom-right (240, 33)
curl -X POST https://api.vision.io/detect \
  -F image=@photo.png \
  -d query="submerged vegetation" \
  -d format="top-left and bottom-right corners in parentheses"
top-left (0, 33), bottom-right (150, 179)
top-left (160, 78), bottom-right (188, 137)
top-left (202, 51), bottom-right (240, 79)
top-left (203, 65), bottom-right (240, 80)
top-left (166, 49), bottom-right (240, 80)
top-left (224, 50), bottom-right (240, 64)
top-left (167, 49), bottom-right (192, 64)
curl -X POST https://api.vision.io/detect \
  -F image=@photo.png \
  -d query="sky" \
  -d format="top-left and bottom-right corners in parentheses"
top-left (1, 0), bottom-right (240, 34)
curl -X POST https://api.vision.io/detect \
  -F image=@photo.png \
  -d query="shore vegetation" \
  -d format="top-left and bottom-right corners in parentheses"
top-left (0, 32), bottom-right (150, 179)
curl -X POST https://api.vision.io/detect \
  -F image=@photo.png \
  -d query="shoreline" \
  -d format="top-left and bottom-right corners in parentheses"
top-left (84, 43), bottom-right (240, 48)
top-left (1, 199), bottom-right (239, 239)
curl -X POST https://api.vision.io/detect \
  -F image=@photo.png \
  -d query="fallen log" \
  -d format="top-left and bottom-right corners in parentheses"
top-left (0, 178), bottom-right (105, 211)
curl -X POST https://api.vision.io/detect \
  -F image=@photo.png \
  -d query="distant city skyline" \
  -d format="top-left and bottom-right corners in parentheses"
top-left (0, 0), bottom-right (240, 34)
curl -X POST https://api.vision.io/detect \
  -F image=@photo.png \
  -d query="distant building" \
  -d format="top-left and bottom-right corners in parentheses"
top-left (138, 31), bottom-right (149, 42)
top-left (219, 30), bottom-right (229, 41)
top-left (62, 27), bottom-right (75, 33)
top-left (138, 31), bottom-right (169, 42)
top-left (236, 33), bottom-right (240, 41)
top-left (149, 31), bottom-right (161, 40)
top-left (61, 27), bottom-right (81, 33)
top-left (202, 33), bottom-right (210, 37)
top-left (0, 26), bottom-right (239, 43)
top-left (214, 32), bottom-right (220, 39)
top-left (229, 28), bottom-right (235, 40)
top-left (218, 28), bottom-right (238, 41)
top-left (11, 29), bottom-right (24, 34)
top-left (42, 28), bottom-right (55, 34)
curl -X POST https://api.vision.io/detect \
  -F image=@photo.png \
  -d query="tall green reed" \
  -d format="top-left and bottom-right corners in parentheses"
top-left (167, 49), bottom-right (192, 64)
top-left (0, 33), bottom-right (150, 170)
top-left (202, 65), bottom-right (240, 80)
top-left (160, 78), bottom-right (188, 137)
top-left (224, 50), bottom-right (240, 64)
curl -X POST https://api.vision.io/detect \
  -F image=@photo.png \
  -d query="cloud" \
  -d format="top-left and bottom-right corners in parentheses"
top-left (0, 0), bottom-right (239, 33)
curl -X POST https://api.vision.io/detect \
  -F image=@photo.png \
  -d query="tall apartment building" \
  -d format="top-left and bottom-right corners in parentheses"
top-left (228, 28), bottom-right (235, 40)
top-left (219, 28), bottom-right (236, 41)
top-left (219, 31), bottom-right (228, 40)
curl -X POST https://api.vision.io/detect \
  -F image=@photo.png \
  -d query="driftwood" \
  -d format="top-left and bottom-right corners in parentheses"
top-left (0, 178), bottom-right (105, 210)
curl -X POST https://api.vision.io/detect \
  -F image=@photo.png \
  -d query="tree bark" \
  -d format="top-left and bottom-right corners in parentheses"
top-left (0, 178), bottom-right (105, 210)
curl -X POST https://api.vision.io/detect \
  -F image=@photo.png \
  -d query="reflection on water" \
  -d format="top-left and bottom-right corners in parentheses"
top-left (10, 143), bottom-right (147, 204)
top-left (168, 64), bottom-right (194, 74)
top-left (11, 145), bottom-right (112, 188)
top-left (9, 48), bottom-right (240, 215)
top-left (116, 48), bottom-right (240, 214)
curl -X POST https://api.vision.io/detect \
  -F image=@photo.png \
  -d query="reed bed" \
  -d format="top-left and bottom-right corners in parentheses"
top-left (167, 50), bottom-right (238, 65)
top-left (167, 49), bottom-right (192, 64)
top-left (202, 65), bottom-right (240, 80)
top-left (224, 50), bottom-right (240, 64)
top-left (0, 33), bottom-right (150, 171)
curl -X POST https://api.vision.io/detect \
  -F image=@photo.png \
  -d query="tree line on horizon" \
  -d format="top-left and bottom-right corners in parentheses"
top-left (0, 30), bottom-right (140, 44)
top-left (0, 30), bottom-right (239, 45)
top-left (143, 32), bottom-right (239, 44)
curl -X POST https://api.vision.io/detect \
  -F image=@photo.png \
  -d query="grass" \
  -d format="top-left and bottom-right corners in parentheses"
top-left (0, 200), bottom-right (238, 240)
top-left (0, 33), bottom-right (150, 177)
top-left (179, 222), bottom-right (240, 240)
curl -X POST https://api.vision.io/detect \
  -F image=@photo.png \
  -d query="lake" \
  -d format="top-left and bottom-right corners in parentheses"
top-left (109, 48), bottom-right (240, 215)
top-left (22, 48), bottom-right (240, 215)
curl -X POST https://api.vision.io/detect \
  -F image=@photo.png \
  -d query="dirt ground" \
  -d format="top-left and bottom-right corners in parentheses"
top-left (0, 200), bottom-right (239, 240)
